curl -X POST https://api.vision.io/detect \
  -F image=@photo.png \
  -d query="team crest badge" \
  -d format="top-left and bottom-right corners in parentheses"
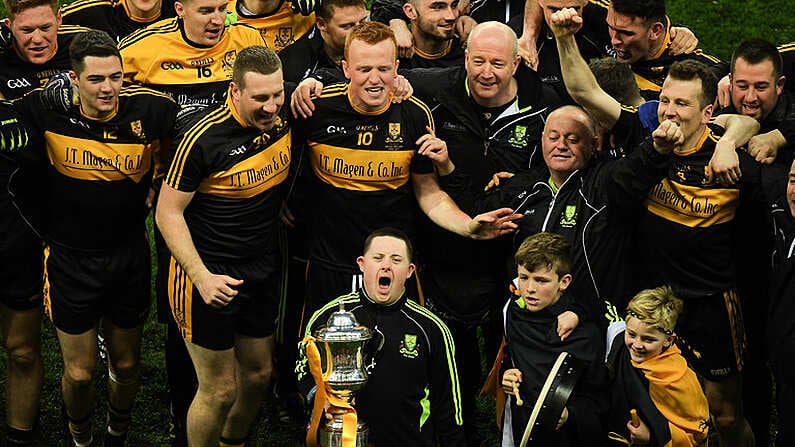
top-left (508, 125), bottom-right (528, 148)
top-left (275, 27), bottom-right (295, 49)
top-left (399, 334), bottom-right (419, 358)
top-left (560, 205), bottom-right (577, 227)
top-left (385, 123), bottom-right (403, 144)
top-left (130, 120), bottom-right (144, 139)
top-left (222, 50), bottom-right (237, 74)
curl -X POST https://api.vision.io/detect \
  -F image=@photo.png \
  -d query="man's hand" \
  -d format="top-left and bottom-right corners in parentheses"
top-left (0, 106), bottom-right (29, 153)
top-left (416, 126), bottom-right (454, 175)
top-left (556, 407), bottom-right (569, 431)
top-left (748, 130), bottom-right (786, 164)
top-left (557, 310), bottom-right (579, 341)
top-left (517, 34), bottom-right (538, 69)
top-left (39, 72), bottom-right (78, 113)
top-left (455, 15), bottom-right (477, 47)
top-left (707, 138), bottom-right (741, 185)
top-left (668, 26), bottom-right (698, 56)
top-left (194, 271), bottom-right (243, 308)
top-left (390, 19), bottom-right (414, 59)
top-left (651, 119), bottom-right (684, 154)
top-left (717, 74), bottom-right (731, 109)
top-left (501, 368), bottom-right (523, 396)
top-left (485, 171), bottom-right (514, 191)
top-left (627, 415), bottom-right (651, 444)
top-left (291, 77), bottom-right (323, 119)
top-left (391, 75), bottom-right (413, 103)
top-left (548, 8), bottom-right (583, 39)
top-left (291, 0), bottom-right (316, 15)
top-left (466, 208), bottom-right (521, 239)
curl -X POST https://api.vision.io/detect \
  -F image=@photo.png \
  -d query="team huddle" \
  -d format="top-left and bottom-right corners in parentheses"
top-left (0, 0), bottom-right (793, 446)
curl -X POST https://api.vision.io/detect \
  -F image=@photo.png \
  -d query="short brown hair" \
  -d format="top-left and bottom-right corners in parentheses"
top-left (231, 46), bottom-right (282, 89)
top-left (363, 227), bottom-right (413, 262)
top-left (589, 58), bottom-right (642, 106)
top-left (69, 30), bottom-right (121, 75)
top-left (316, 0), bottom-right (366, 21)
top-left (344, 21), bottom-right (397, 62)
top-left (4, 0), bottom-right (58, 19)
top-left (626, 285), bottom-right (682, 335)
top-left (666, 59), bottom-right (718, 109)
top-left (514, 232), bottom-right (571, 278)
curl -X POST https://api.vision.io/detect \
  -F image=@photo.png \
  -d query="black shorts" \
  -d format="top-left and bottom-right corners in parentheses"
top-left (0, 224), bottom-right (43, 310)
top-left (167, 255), bottom-right (280, 351)
top-left (43, 237), bottom-right (151, 335)
top-left (675, 288), bottom-right (746, 381)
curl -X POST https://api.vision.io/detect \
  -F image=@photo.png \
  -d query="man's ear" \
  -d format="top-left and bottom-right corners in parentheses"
top-left (649, 21), bottom-right (665, 41)
top-left (407, 262), bottom-right (416, 278)
top-left (776, 75), bottom-right (786, 95)
top-left (356, 255), bottom-right (365, 273)
top-left (701, 103), bottom-right (713, 125)
top-left (342, 59), bottom-right (351, 80)
top-left (68, 70), bottom-right (78, 84)
top-left (174, 1), bottom-right (185, 18)
top-left (316, 17), bottom-right (327, 32)
top-left (403, 3), bottom-right (417, 21)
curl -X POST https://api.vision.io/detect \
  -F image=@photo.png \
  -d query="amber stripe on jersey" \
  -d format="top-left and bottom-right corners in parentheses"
top-left (168, 256), bottom-right (194, 343)
top-left (166, 106), bottom-right (232, 187)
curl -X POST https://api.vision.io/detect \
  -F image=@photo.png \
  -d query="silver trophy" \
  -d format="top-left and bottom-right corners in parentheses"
top-left (314, 302), bottom-right (372, 447)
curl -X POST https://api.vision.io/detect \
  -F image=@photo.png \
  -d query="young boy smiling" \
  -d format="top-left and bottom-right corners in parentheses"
top-left (606, 286), bottom-right (710, 446)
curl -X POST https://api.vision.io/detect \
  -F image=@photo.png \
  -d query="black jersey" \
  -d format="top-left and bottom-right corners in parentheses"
top-left (398, 39), bottom-right (465, 70)
top-left (294, 83), bottom-right (434, 270)
top-left (11, 85), bottom-right (178, 252)
top-left (0, 24), bottom-right (90, 99)
top-left (636, 124), bottom-right (756, 299)
top-left (165, 93), bottom-right (292, 263)
top-left (119, 18), bottom-right (264, 107)
top-left (298, 291), bottom-right (466, 447)
top-left (62, 0), bottom-right (177, 41)
top-left (631, 18), bottom-right (727, 101)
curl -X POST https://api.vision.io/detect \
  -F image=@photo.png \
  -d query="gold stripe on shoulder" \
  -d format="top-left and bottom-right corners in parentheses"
top-left (407, 96), bottom-right (435, 130)
top-left (57, 24), bottom-right (92, 35)
top-left (620, 104), bottom-right (639, 113)
top-left (317, 83), bottom-right (348, 98)
top-left (590, 0), bottom-right (610, 9)
top-left (62, 0), bottom-right (113, 13)
top-left (778, 43), bottom-right (795, 52)
top-left (119, 86), bottom-right (176, 102)
top-left (166, 107), bottom-right (232, 186)
top-left (118, 19), bottom-right (179, 49)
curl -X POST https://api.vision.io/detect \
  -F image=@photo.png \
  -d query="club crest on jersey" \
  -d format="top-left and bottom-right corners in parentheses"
top-left (222, 50), bottom-right (237, 75)
top-left (385, 122), bottom-right (403, 147)
top-left (130, 120), bottom-right (145, 139)
top-left (560, 205), bottom-right (577, 228)
top-left (274, 27), bottom-right (295, 50)
top-left (508, 125), bottom-right (528, 148)
top-left (399, 334), bottom-right (419, 358)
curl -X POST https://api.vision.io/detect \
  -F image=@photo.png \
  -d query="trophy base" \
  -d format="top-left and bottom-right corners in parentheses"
top-left (318, 419), bottom-right (370, 447)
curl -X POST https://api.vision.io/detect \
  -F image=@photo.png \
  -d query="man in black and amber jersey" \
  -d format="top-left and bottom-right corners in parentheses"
top-left (395, 0), bottom-right (465, 69)
top-left (290, 21), bottom-right (518, 313)
top-left (634, 60), bottom-right (759, 447)
top-left (606, 0), bottom-right (726, 100)
top-left (277, 0), bottom-right (367, 82)
top-left (119, 0), bottom-right (264, 107)
top-left (1, 30), bottom-right (178, 447)
top-left (61, 0), bottom-right (177, 42)
top-left (227, 0), bottom-right (314, 52)
top-left (0, 0), bottom-right (89, 444)
top-left (156, 46), bottom-right (289, 447)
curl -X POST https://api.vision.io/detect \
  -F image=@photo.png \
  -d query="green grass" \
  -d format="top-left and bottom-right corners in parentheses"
top-left (0, 1), bottom-right (792, 445)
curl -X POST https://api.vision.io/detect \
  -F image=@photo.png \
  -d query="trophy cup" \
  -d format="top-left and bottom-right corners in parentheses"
top-left (306, 302), bottom-right (373, 447)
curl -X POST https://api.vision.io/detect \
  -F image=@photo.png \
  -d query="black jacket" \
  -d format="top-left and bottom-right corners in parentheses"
top-left (457, 137), bottom-right (671, 327)
top-left (278, 26), bottom-right (343, 83)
